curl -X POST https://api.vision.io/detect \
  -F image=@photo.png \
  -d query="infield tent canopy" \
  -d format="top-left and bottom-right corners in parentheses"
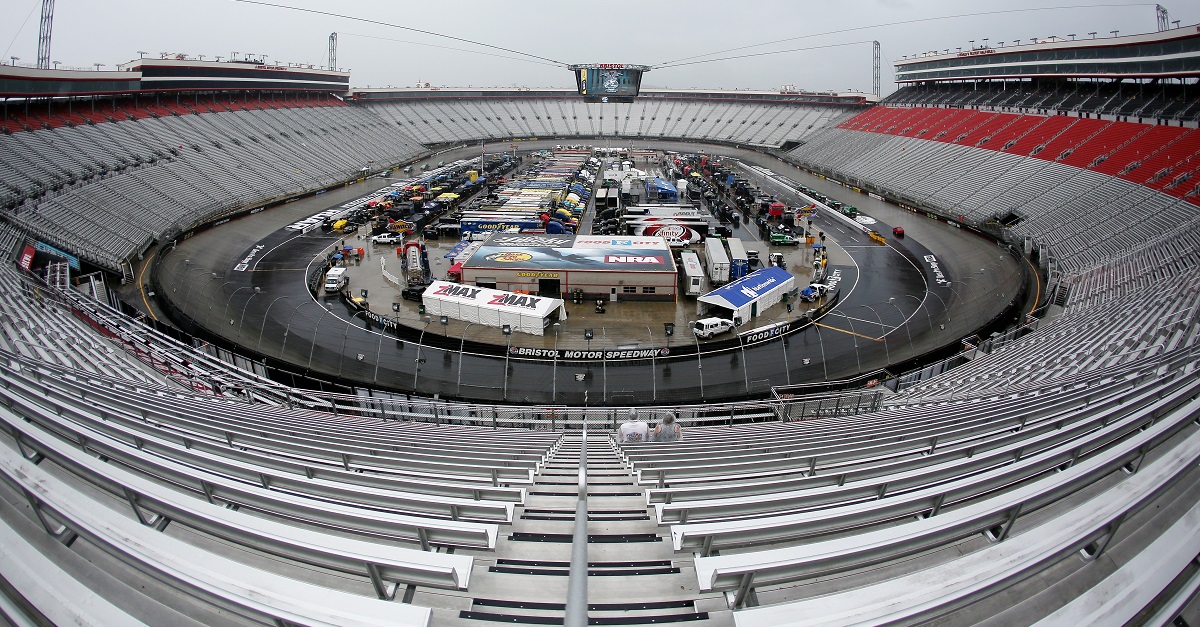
top-left (421, 280), bottom-right (567, 336)
top-left (698, 265), bottom-right (795, 324)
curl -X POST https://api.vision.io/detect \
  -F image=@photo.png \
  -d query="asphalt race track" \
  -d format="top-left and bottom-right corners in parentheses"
top-left (155, 140), bottom-right (1026, 405)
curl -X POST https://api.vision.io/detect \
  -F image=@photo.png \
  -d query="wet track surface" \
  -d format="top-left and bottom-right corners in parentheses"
top-left (156, 141), bottom-right (1024, 405)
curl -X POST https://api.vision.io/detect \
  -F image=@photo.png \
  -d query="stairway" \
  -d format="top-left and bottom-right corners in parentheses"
top-left (452, 432), bottom-right (731, 625)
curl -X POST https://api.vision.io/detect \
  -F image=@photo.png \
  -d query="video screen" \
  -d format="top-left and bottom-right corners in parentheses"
top-left (573, 65), bottom-right (645, 103)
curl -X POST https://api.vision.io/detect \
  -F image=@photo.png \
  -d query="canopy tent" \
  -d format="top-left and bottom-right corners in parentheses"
top-left (421, 280), bottom-right (567, 336)
top-left (698, 266), bottom-right (795, 324)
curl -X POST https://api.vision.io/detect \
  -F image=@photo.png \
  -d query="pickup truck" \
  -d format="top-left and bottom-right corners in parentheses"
top-left (769, 231), bottom-right (799, 246)
top-left (372, 232), bottom-right (401, 245)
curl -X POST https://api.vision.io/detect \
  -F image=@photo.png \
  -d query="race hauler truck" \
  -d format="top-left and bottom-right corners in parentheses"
top-left (680, 250), bottom-right (705, 296)
top-left (704, 237), bottom-right (730, 284)
top-left (725, 238), bottom-right (750, 281)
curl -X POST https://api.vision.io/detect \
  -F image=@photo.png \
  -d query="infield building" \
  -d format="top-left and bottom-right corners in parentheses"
top-left (460, 234), bottom-right (678, 302)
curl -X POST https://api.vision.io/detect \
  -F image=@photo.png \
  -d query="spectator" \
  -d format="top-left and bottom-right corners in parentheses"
top-left (617, 408), bottom-right (649, 443)
top-left (653, 414), bottom-right (682, 442)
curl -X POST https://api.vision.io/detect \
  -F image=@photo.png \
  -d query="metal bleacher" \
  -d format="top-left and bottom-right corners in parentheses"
top-left (3, 90), bottom-right (1200, 624)
top-left (2, 98), bottom-right (426, 273)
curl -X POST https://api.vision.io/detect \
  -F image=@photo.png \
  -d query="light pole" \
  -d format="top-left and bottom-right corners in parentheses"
top-left (926, 289), bottom-right (949, 327)
top-left (551, 322), bottom-right (561, 402)
top-left (779, 330), bottom-right (792, 386)
top-left (237, 287), bottom-right (262, 343)
top-left (663, 323), bottom-right (674, 380)
top-left (860, 304), bottom-right (889, 365)
top-left (691, 324), bottom-right (705, 400)
top-left (413, 316), bottom-right (431, 391)
top-left (223, 285), bottom-right (251, 323)
top-left (647, 326), bottom-right (657, 401)
top-left (280, 300), bottom-right (307, 359)
top-left (180, 264), bottom-right (210, 310)
top-left (373, 313), bottom-right (387, 385)
top-left (501, 324), bottom-right (513, 401)
top-left (306, 307), bottom-right (332, 369)
top-left (339, 310), bottom-right (369, 378)
top-left (887, 297), bottom-right (915, 360)
top-left (734, 330), bottom-right (750, 393)
top-left (836, 311), bottom-right (862, 372)
top-left (457, 322), bottom-right (475, 396)
top-left (813, 324), bottom-right (829, 380)
top-left (906, 294), bottom-right (934, 334)
top-left (255, 295), bottom-right (289, 352)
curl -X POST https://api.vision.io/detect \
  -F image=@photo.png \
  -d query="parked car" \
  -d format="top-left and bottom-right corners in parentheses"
top-left (372, 232), bottom-right (401, 245)
top-left (807, 283), bottom-right (833, 296)
top-left (401, 285), bottom-right (425, 302)
top-left (692, 317), bottom-right (736, 339)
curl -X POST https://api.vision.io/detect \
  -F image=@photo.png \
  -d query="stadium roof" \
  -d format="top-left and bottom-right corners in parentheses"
top-left (894, 23), bottom-right (1200, 84)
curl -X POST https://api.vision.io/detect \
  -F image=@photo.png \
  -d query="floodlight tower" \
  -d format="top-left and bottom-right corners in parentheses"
top-left (328, 32), bottom-right (337, 71)
top-left (872, 40), bottom-right (880, 96)
top-left (37, 0), bottom-right (54, 69)
top-left (1156, 4), bottom-right (1170, 31)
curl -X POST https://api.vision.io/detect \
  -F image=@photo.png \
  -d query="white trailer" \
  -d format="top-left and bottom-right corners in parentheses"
top-left (704, 238), bottom-right (730, 284)
top-left (725, 238), bottom-right (750, 280)
top-left (680, 250), bottom-right (705, 296)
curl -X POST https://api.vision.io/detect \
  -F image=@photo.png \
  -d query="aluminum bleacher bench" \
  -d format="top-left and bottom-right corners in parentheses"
top-left (0, 511), bottom-right (145, 626)
top-left (658, 371), bottom-right (1198, 525)
top-left (0, 370), bottom-right (520, 521)
top-left (672, 374), bottom-right (1197, 552)
top-left (693, 392), bottom-right (1200, 610)
top-left (631, 371), bottom-right (1151, 488)
top-left (2, 409), bottom-right (473, 596)
top-left (0, 391), bottom-right (500, 551)
top-left (1030, 496), bottom-right (1200, 627)
top-left (2, 363), bottom-right (537, 488)
top-left (0, 445), bottom-right (432, 627)
top-left (726, 430), bottom-right (1200, 624)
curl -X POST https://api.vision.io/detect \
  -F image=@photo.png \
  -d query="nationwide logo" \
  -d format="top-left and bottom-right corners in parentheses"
top-left (485, 252), bottom-right (534, 263)
top-left (738, 277), bottom-right (778, 299)
top-left (605, 255), bottom-right (663, 264)
top-left (433, 284), bottom-right (482, 300)
top-left (488, 293), bottom-right (542, 309)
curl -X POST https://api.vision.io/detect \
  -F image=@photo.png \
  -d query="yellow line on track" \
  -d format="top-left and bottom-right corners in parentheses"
top-left (813, 322), bottom-right (882, 341)
top-left (1024, 255), bottom-right (1042, 314)
top-left (137, 252), bottom-right (158, 322)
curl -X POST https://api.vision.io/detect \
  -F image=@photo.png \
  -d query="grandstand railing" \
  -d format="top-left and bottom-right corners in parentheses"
top-left (6, 266), bottom-right (885, 428)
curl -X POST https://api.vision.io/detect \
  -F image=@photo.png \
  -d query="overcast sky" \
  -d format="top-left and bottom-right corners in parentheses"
top-left (1, 1), bottom-right (1194, 95)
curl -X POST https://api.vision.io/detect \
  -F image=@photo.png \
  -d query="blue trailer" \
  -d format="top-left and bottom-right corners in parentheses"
top-left (645, 177), bottom-right (679, 201)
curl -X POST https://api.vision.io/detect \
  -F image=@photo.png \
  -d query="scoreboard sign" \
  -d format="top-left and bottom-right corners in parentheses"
top-left (568, 64), bottom-right (650, 103)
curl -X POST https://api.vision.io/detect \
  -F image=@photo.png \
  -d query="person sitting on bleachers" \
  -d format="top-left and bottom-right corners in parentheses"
top-left (652, 414), bottom-right (682, 442)
top-left (617, 409), bottom-right (649, 443)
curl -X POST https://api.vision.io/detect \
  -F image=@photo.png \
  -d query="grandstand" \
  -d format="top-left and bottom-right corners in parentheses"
top-left (1, 18), bottom-right (1200, 627)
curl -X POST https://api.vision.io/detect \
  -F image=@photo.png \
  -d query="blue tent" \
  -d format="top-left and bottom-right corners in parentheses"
top-left (698, 266), bottom-right (795, 323)
top-left (645, 177), bottom-right (678, 201)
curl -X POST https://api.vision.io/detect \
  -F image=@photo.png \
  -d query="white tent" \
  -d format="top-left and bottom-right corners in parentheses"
top-left (421, 281), bottom-right (567, 336)
top-left (698, 266), bottom-right (795, 324)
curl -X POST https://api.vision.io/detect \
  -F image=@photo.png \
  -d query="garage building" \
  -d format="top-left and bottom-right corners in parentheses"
top-left (460, 234), bottom-right (678, 302)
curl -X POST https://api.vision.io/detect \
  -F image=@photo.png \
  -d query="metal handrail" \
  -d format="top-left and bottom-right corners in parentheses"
top-left (563, 417), bottom-right (588, 627)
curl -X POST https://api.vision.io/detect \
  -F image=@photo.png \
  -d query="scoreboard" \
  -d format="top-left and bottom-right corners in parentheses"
top-left (568, 64), bottom-right (650, 103)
